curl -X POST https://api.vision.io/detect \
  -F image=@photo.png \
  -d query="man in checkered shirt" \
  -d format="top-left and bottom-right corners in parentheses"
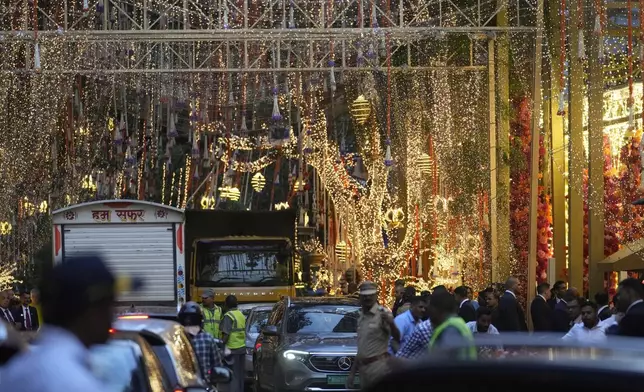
top-left (395, 319), bottom-right (433, 359)
top-left (179, 301), bottom-right (223, 377)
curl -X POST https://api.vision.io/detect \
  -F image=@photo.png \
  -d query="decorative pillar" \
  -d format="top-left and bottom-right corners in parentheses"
top-left (587, 0), bottom-right (605, 296)
top-left (549, 0), bottom-right (568, 282)
top-left (495, 1), bottom-right (512, 283)
top-left (527, 0), bottom-right (544, 327)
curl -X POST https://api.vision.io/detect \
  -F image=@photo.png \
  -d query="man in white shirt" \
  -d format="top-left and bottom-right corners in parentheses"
top-left (0, 255), bottom-right (115, 392)
top-left (466, 307), bottom-right (500, 335)
top-left (562, 301), bottom-right (607, 343)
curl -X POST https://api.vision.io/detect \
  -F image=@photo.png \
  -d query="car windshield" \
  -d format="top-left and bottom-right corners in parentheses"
top-left (287, 304), bottom-right (360, 334)
top-left (195, 239), bottom-right (293, 287)
top-left (248, 310), bottom-right (271, 334)
top-left (89, 340), bottom-right (145, 392)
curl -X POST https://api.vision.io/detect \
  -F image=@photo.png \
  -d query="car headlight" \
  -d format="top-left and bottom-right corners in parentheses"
top-left (282, 350), bottom-right (309, 362)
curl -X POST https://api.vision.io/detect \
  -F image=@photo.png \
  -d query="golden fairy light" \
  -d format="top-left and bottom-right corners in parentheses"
top-left (81, 175), bottom-right (96, 192)
top-left (335, 241), bottom-right (349, 264)
top-left (274, 202), bottom-right (290, 210)
top-left (22, 198), bottom-right (35, 217)
top-left (219, 186), bottom-right (241, 201)
top-left (383, 208), bottom-right (405, 229)
top-left (38, 201), bottom-right (48, 214)
top-left (0, 222), bottom-right (12, 235)
top-left (251, 172), bottom-right (266, 192)
top-left (350, 95), bottom-right (371, 125)
top-left (418, 153), bottom-right (432, 174)
top-left (201, 195), bottom-right (216, 209)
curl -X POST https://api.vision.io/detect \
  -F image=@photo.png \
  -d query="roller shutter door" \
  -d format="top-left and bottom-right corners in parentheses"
top-left (63, 223), bottom-right (176, 303)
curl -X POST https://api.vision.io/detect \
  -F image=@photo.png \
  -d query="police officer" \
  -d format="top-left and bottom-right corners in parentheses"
top-left (347, 281), bottom-right (400, 391)
top-left (427, 290), bottom-right (476, 359)
top-left (201, 289), bottom-right (223, 338)
top-left (178, 301), bottom-right (223, 378)
top-left (220, 295), bottom-right (246, 392)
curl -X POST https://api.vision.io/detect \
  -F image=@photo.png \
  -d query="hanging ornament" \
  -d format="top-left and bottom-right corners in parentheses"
top-left (0, 222), bottom-right (12, 236)
top-left (219, 186), bottom-right (241, 201)
top-left (594, 14), bottom-right (601, 34)
top-left (335, 241), bottom-right (349, 264)
top-left (288, 1), bottom-right (295, 28)
top-left (275, 202), bottom-right (290, 210)
top-left (34, 42), bottom-right (41, 70)
top-left (383, 208), bottom-right (405, 230)
top-left (83, 0), bottom-right (89, 16)
top-left (223, 4), bottom-right (229, 29)
top-left (350, 95), bottom-right (371, 125)
top-left (577, 29), bottom-right (586, 61)
top-left (329, 60), bottom-right (336, 93)
top-left (357, 45), bottom-right (364, 66)
top-left (191, 135), bottom-right (200, 160)
top-left (240, 114), bottom-right (248, 132)
top-left (418, 153), bottom-right (432, 174)
top-left (201, 195), bottom-right (216, 209)
top-left (272, 93), bottom-right (282, 121)
top-left (251, 172), bottom-right (266, 192)
top-left (384, 139), bottom-right (393, 167)
top-left (557, 92), bottom-right (566, 116)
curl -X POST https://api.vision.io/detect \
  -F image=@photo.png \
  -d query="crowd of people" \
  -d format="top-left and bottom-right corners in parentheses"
top-left (350, 276), bottom-right (644, 389)
top-left (0, 288), bottom-right (41, 331)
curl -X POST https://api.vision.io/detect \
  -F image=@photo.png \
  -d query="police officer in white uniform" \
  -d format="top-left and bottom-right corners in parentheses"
top-left (0, 255), bottom-right (115, 392)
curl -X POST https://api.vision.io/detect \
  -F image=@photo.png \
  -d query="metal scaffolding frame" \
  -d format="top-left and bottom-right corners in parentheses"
top-left (0, 0), bottom-right (538, 74)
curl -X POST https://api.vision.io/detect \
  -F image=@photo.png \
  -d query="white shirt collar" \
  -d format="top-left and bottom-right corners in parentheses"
top-left (460, 299), bottom-right (469, 308)
top-left (505, 290), bottom-right (516, 298)
top-left (537, 294), bottom-right (546, 301)
top-left (626, 299), bottom-right (643, 314)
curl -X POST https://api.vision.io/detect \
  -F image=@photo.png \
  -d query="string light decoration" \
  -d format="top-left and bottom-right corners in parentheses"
top-left (418, 153), bottom-right (433, 174)
top-left (201, 195), bottom-right (216, 210)
top-left (350, 95), bottom-right (371, 125)
top-left (383, 208), bottom-right (405, 229)
top-left (274, 202), bottom-right (290, 210)
top-left (251, 172), bottom-right (266, 192)
top-left (0, 222), bottom-right (12, 236)
top-left (5, 0), bottom-right (633, 299)
top-left (218, 187), bottom-right (241, 202)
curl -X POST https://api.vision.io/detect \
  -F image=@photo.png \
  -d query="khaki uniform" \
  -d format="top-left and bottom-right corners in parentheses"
top-left (356, 304), bottom-right (393, 390)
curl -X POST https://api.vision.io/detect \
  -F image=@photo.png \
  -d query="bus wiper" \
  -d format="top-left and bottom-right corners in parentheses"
top-left (213, 276), bottom-right (243, 283)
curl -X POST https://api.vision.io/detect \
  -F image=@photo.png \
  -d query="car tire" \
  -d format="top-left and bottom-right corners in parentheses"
top-left (252, 370), bottom-right (265, 392)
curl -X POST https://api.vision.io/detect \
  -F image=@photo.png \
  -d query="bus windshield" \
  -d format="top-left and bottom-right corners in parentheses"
top-left (195, 239), bottom-right (293, 287)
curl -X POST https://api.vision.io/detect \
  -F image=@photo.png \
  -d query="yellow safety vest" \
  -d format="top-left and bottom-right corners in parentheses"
top-left (429, 317), bottom-right (477, 360)
top-left (224, 309), bottom-right (246, 349)
top-left (201, 305), bottom-right (222, 339)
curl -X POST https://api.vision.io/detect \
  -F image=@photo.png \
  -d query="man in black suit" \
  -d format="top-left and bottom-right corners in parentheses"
top-left (616, 278), bottom-right (644, 337)
top-left (530, 282), bottom-right (552, 331)
top-left (594, 292), bottom-right (612, 321)
top-left (454, 286), bottom-right (476, 322)
top-left (12, 291), bottom-right (39, 331)
top-left (552, 290), bottom-right (578, 333)
top-left (547, 280), bottom-right (566, 310)
top-left (496, 277), bottom-right (528, 332)
top-left (0, 291), bottom-right (18, 328)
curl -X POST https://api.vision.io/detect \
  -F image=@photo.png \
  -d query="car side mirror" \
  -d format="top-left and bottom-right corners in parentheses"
top-left (210, 366), bottom-right (232, 384)
top-left (263, 325), bottom-right (279, 336)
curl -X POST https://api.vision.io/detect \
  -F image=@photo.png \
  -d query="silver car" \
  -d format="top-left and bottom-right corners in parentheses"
top-left (254, 297), bottom-right (360, 392)
top-left (245, 305), bottom-right (273, 382)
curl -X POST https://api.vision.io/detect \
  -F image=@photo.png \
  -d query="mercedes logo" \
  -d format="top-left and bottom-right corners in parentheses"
top-left (337, 356), bottom-right (352, 371)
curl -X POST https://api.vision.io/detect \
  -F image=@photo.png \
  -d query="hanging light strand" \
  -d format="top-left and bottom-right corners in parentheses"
top-left (557, 0), bottom-right (567, 115)
top-left (628, 0), bottom-right (635, 129)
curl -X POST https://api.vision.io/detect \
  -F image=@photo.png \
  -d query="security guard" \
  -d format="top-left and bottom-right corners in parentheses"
top-left (427, 290), bottom-right (477, 359)
top-left (220, 295), bottom-right (246, 392)
top-left (347, 281), bottom-right (400, 391)
top-left (201, 289), bottom-right (223, 339)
